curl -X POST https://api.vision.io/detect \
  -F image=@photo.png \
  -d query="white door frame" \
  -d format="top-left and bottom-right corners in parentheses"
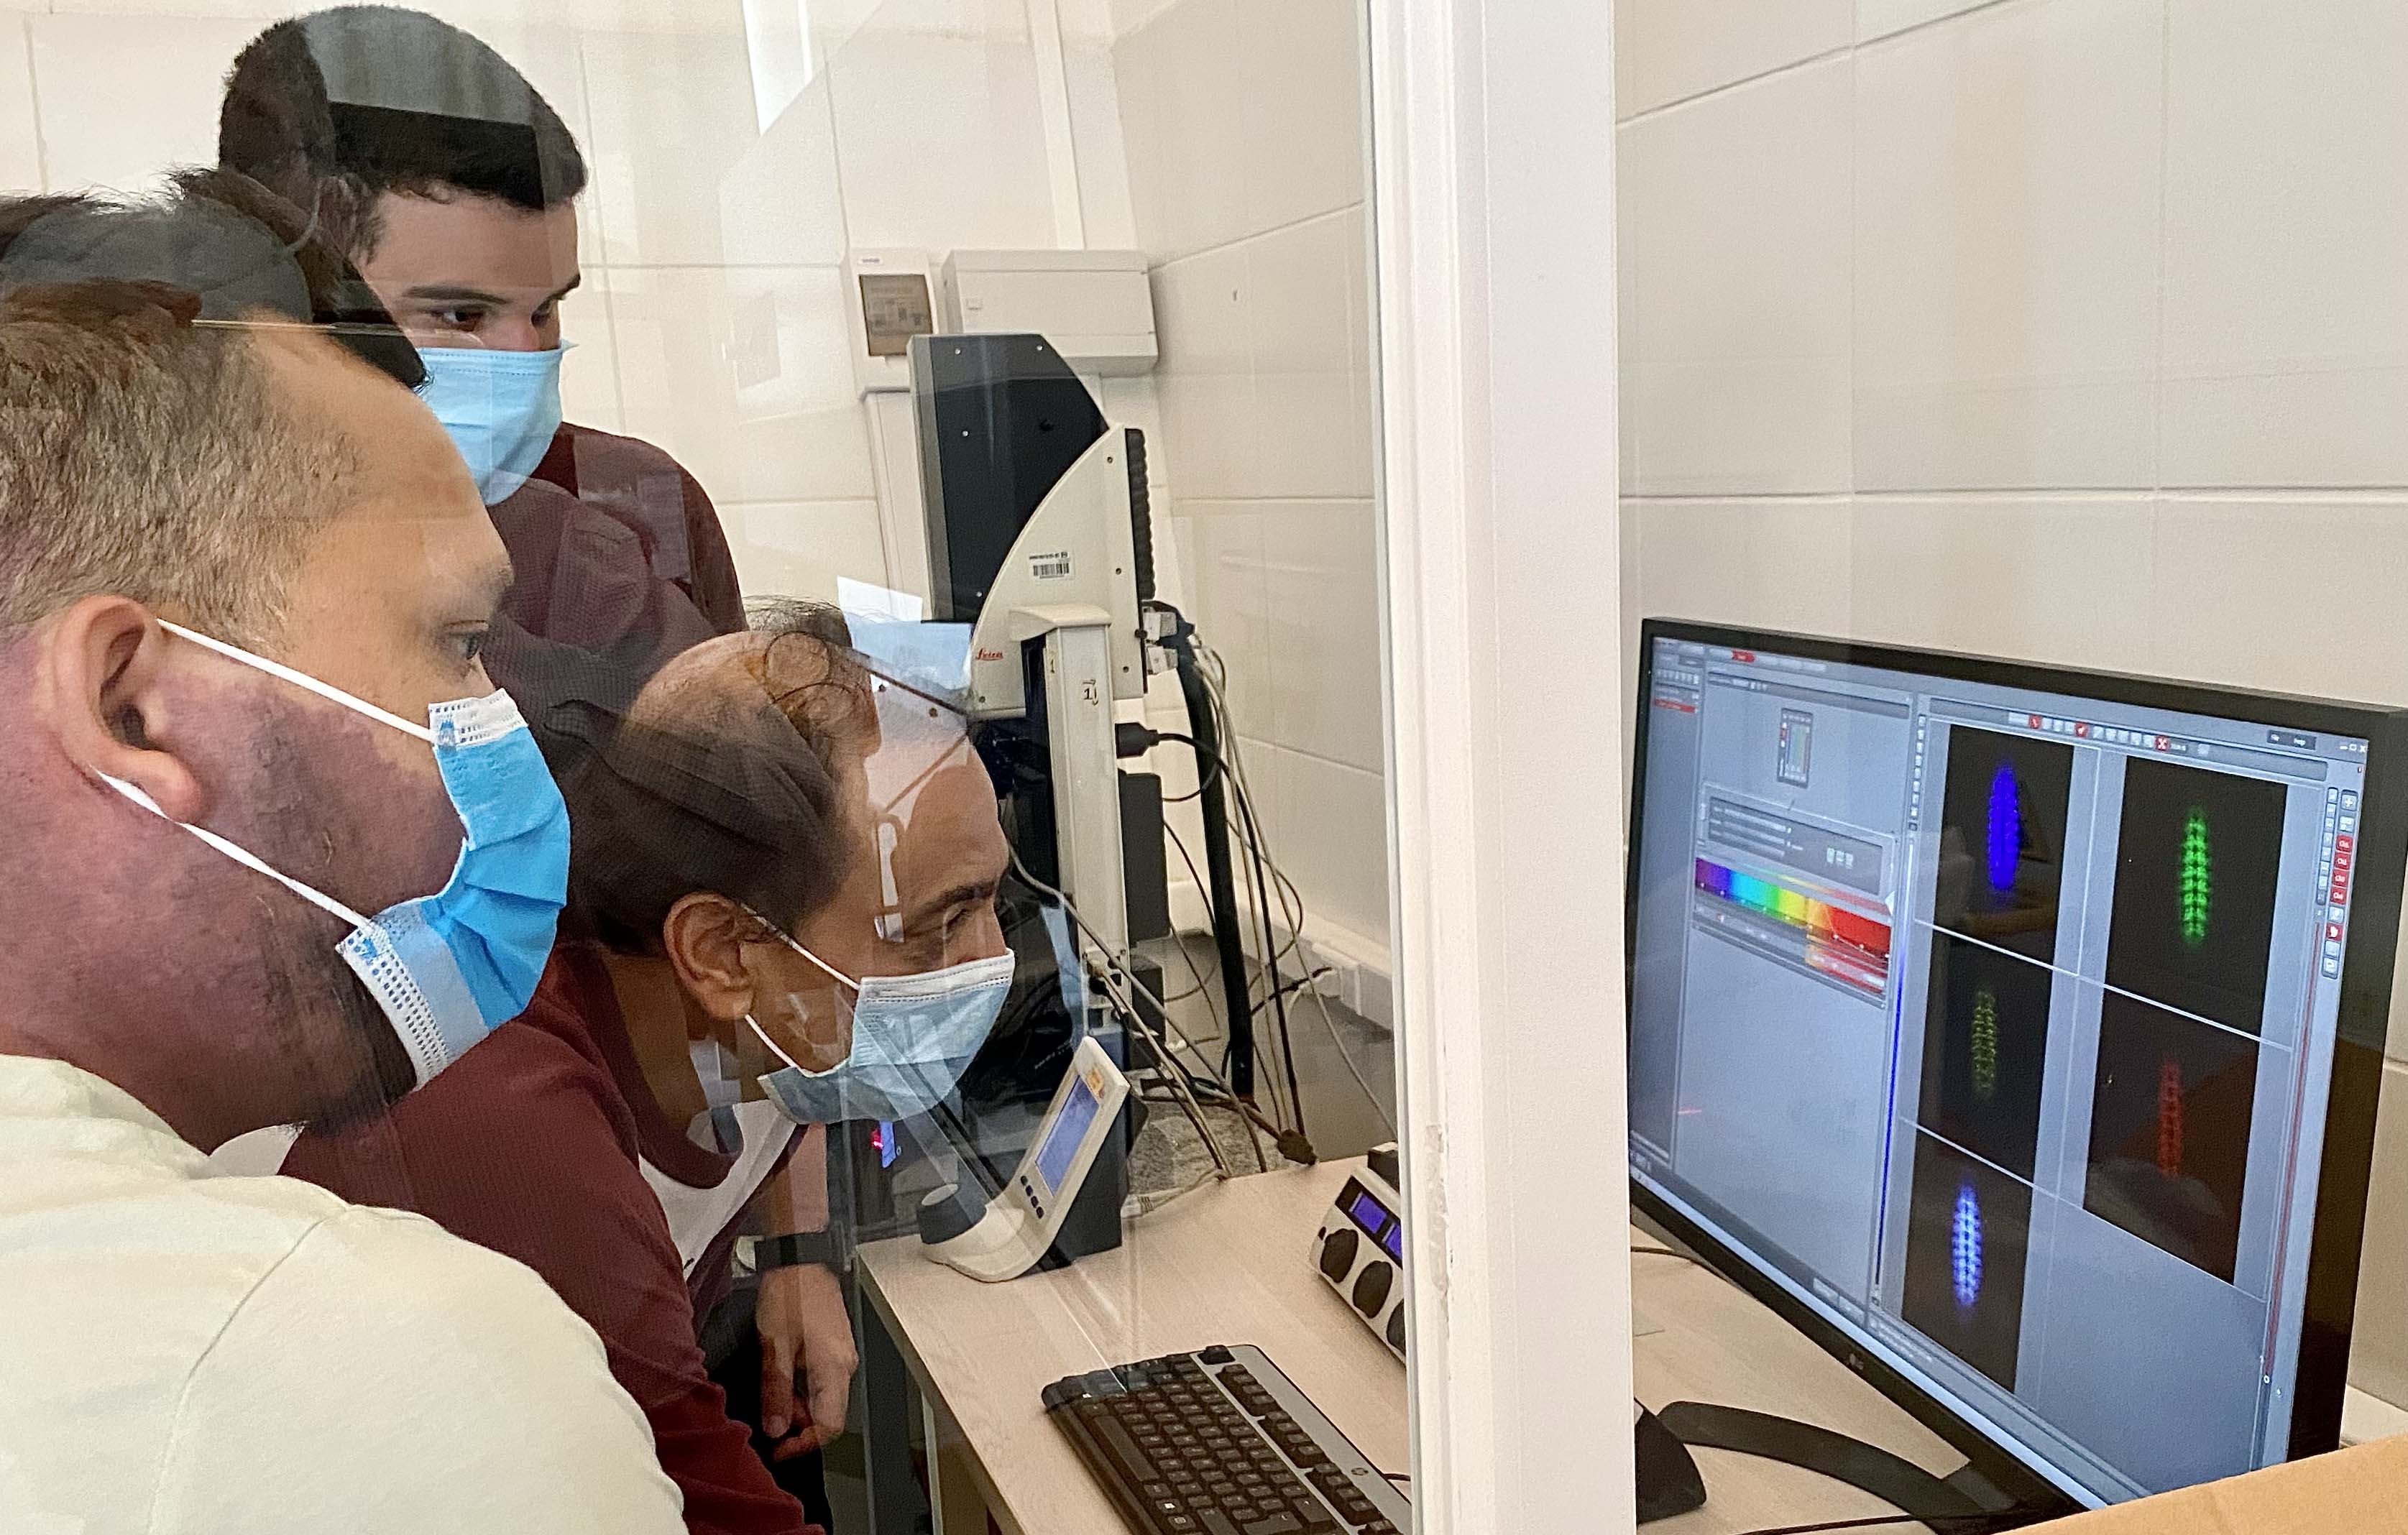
top-left (1365, 0), bottom-right (1635, 1529)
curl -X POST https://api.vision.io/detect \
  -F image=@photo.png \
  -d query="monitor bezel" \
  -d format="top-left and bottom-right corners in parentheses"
top-left (1625, 616), bottom-right (2406, 1510)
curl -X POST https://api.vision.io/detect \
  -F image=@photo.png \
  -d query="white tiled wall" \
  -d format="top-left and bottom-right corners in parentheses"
top-left (1617, 0), bottom-right (2408, 1408)
top-left (0, 0), bottom-right (1077, 612)
top-left (1852, 0), bottom-right (2164, 491)
top-left (0, 0), bottom-right (1392, 978)
top-left (1115, 0), bottom-right (1389, 983)
top-left (1619, 56), bottom-right (1852, 497)
top-left (1616, 0), bottom-right (1848, 120)
top-left (0, 0), bottom-right (1371, 955)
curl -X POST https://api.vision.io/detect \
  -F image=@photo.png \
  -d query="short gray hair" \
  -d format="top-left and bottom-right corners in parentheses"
top-left (0, 194), bottom-right (362, 646)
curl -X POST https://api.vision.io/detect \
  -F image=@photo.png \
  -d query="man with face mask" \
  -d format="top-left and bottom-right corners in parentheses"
top-left (281, 607), bottom-right (1016, 1534)
top-left (219, 4), bottom-right (745, 712)
top-left (0, 188), bottom-right (681, 1532)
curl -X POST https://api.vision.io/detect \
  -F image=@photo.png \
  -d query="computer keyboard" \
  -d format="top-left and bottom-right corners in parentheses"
top-left (1043, 1343), bottom-right (1411, 1535)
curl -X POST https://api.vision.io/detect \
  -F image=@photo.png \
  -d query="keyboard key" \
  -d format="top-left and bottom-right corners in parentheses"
top-left (1098, 1419), bottom-right (1159, 1482)
top-left (1244, 1517), bottom-right (1305, 1535)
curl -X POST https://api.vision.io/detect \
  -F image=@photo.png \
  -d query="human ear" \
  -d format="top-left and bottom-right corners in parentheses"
top-left (33, 596), bottom-right (208, 822)
top-left (662, 892), bottom-right (770, 1024)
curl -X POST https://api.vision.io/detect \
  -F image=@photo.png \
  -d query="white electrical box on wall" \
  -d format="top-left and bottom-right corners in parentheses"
top-left (937, 249), bottom-right (1158, 376)
top-left (843, 248), bottom-right (937, 395)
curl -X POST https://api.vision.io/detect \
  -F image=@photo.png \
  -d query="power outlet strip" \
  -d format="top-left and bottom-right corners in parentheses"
top-left (1309, 1145), bottom-right (1406, 1364)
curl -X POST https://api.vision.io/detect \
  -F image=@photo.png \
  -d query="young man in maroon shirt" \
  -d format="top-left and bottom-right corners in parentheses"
top-left (218, 4), bottom-right (745, 713)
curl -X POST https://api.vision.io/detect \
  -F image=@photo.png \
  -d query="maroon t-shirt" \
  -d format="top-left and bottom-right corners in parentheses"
top-left (482, 423), bottom-right (745, 742)
top-left (282, 946), bottom-right (811, 1535)
top-left (529, 421), bottom-right (745, 636)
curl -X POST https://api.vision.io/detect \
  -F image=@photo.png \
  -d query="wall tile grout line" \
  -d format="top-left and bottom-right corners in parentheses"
top-left (22, 12), bottom-right (47, 193)
top-left (2150, 0), bottom-right (2173, 498)
top-left (1617, 0), bottom-right (2031, 131)
top-left (1617, 40), bottom-right (1855, 132)
top-left (1147, 200), bottom-right (1366, 275)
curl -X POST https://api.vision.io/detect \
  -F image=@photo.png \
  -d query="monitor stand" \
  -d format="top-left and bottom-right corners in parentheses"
top-left (1658, 1402), bottom-right (2041, 1528)
top-left (1635, 1406), bottom-right (1709, 1524)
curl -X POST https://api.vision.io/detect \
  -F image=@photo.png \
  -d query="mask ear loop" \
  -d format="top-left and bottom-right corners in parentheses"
top-left (739, 903), bottom-right (863, 993)
top-left (738, 906), bottom-right (863, 1082)
top-left (158, 619), bottom-right (434, 743)
top-left (93, 769), bottom-right (372, 931)
top-left (745, 1012), bottom-right (815, 1077)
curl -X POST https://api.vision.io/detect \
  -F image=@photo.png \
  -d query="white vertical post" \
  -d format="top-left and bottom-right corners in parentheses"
top-left (1036, 617), bottom-right (1131, 962)
top-left (1024, 0), bottom-right (1088, 249)
top-left (1366, 0), bottom-right (1632, 1531)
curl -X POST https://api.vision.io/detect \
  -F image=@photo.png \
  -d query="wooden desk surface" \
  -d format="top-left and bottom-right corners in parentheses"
top-left (1633, 1244), bottom-right (1962, 1533)
top-left (858, 1158), bottom-right (1408, 1534)
top-left (860, 1158), bottom-right (1952, 1534)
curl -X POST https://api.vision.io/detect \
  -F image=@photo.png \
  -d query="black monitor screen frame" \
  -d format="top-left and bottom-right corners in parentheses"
top-left (1625, 617), bottom-right (2404, 1511)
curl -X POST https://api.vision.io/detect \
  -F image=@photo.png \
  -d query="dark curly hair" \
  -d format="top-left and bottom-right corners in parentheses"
top-left (552, 601), bottom-right (883, 955)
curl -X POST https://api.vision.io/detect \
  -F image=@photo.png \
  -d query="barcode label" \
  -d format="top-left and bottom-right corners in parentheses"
top-left (1031, 552), bottom-right (1073, 581)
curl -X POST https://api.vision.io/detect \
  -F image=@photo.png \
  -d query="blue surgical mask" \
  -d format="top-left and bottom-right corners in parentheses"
top-left (416, 344), bottom-right (566, 505)
top-left (97, 622), bottom-right (570, 1087)
top-left (744, 916), bottom-right (1016, 1125)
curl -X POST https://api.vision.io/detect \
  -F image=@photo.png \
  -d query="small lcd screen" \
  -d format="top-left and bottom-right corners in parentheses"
top-left (1035, 1079), bottom-right (1102, 1191)
top-left (1344, 1186), bottom-right (1404, 1261)
top-left (1346, 1188), bottom-right (1388, 1234)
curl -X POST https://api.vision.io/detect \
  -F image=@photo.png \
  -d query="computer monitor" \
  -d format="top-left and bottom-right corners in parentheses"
top-left (1625, 619), bottom-right (2405, 1510)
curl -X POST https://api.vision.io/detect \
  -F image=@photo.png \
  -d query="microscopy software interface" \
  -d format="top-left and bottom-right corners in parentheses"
top-left (1627, 635), bottom-right (2368, 1504)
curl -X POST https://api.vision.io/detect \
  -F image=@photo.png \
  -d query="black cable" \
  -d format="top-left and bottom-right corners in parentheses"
top-left (1262, 966), bottom-right (1336, 1009)
top-left (1162, 823), bottom-right (1231, 1023)
top-left (1215, 729), bottom-right (1389, 1139)
top-left (1168, 627), bottom-right (1256, 1098)
top-left (1192, 681), bottom-right (1290, 1120)
top-left (1003, 864), bottom-right (1236, 1120)
top-left (1001, 852), bottom-right (1273, 1177)
top-left (1135, 727), bottom-right (1228, 805)
top-left (1226, 745), bottom-right (1308, 1140)
top-left (1731, 1511), bottom-right (2045, 1535)
top-left (1144, 1067), bottom-right (1277, 1171)
top-left (1149, 1080), bottom-right (1282, 1168)
top-left (1212, 749), bottom-right (1311, 995)
top-left (1633, 1243), bottom-right (1747, 1291)
top-left (1178, 633), bottom-right (1342, 1152)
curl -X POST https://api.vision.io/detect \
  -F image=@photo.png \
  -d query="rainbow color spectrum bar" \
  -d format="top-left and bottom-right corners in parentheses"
top-left (1695, 858), bottom-right (1893, 995)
